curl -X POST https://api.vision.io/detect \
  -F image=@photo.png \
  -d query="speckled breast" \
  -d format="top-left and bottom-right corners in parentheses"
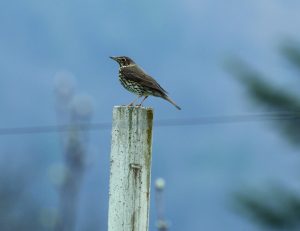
top-left (119, 72), bottom-right (146, 96)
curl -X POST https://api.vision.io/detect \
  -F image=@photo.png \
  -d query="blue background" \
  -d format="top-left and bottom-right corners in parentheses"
top-left (1, 0), bottom-right (300, 230)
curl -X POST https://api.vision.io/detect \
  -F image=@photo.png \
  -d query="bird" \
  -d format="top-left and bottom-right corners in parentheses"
top-left (110, 56), bottom-right (181, 110)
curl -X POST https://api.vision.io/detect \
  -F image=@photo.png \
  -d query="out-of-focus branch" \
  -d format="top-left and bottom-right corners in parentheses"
top-left (53, 72), bottom-right (93, 231)
top-left (227, 42), bottom-right (300, 230)
top-left (226, 59), bottom-right (300, 145)
top-left (155, 178), bottom-right (169, 231)
top-left (233, 185), bottom-right (300, 229)
top-left (280, 41), bottom-right (300, 71)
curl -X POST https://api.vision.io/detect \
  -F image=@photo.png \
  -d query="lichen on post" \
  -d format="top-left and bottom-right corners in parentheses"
top-left (108, 106), bottom-right (153, 231)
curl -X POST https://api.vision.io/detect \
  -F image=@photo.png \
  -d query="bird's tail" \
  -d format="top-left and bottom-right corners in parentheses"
top-left (163, 96), bottom-right (181, 110)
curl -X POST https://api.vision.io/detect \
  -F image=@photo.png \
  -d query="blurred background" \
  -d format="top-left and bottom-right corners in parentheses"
top-left (1, 0), bottom-right (300, 230)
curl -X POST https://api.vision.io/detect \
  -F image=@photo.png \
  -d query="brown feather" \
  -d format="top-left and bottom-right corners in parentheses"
top-left (121, 65), bottom-right (168, 96)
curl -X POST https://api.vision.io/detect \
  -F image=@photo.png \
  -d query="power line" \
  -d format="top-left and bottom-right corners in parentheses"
top-left (0, 112), bottom-right (299, 136)
top-left (0, 123), bottom-right (111, 136)
top-left (155, 112), bottom-right (300, 126)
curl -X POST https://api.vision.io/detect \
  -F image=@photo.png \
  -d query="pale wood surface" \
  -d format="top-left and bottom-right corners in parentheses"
top-left (108, 106), bottom-right (153, 231)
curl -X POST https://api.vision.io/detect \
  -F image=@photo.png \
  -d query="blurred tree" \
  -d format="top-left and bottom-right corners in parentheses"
top-left (53, 71), bottom-right (94, 231)
top-left (281, 41), bottom-right (300, 70)
top-left (0, 160), bottom-right (48, 231)
top-left (227, 57), bottom-right (300, 145)
top-left (234, 185), bottom-right (300, 230)
top-left (155, 178), bottom-right (169, 231)
top-left (227, 42), bottom-right (300, 230)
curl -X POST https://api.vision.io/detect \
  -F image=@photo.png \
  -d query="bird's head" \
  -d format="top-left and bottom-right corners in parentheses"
top-left (110, 56), bottom-right (135, 67)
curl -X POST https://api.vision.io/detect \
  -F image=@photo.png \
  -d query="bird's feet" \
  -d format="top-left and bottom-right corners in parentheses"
top-left (127, 103), bottom-right (133, 107)
top-left (126, 104), bottom-right (142, 108)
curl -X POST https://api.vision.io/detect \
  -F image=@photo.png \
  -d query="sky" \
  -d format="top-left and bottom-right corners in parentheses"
top-left (1, 0), bottom-right (300, 230)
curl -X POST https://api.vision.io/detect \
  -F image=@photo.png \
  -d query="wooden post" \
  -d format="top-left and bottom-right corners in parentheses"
top-left (108, 106), bottom-right (153, 231)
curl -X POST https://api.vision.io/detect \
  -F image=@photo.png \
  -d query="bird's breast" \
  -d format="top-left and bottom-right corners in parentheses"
top-left (118, 71), bottom-right (145, 96)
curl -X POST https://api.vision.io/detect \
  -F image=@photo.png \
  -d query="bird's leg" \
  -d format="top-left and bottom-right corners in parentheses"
top-left (128, 96), bottom-right (141, 107)
top-left (136, 96), bottom-right (149, 107)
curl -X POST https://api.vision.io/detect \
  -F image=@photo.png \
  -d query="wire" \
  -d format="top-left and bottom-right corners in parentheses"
top-left (0, 123), bottom-right (111, 135)
top-left (0, 112), bottom-right (299, 136)
top-left (155, 112), bottom-right (300, 126)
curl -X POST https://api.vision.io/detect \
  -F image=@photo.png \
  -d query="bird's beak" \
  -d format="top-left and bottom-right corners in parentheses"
top-left (110, 56), bottom-right (118, 61)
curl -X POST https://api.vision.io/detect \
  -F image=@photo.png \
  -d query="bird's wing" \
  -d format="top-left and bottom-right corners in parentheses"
top-left (121, 65), bottom-right (168, 94)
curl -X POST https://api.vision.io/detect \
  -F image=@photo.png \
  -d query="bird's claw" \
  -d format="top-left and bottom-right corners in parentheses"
top-left (127, 103), bottom-right (143, 107)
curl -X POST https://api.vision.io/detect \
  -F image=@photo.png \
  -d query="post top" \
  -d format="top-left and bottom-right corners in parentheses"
top-left (113, 105), bottom-right (153, 112)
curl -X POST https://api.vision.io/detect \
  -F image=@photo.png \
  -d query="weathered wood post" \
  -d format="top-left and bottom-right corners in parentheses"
top-left (108, 106), bottom-right (153, 231)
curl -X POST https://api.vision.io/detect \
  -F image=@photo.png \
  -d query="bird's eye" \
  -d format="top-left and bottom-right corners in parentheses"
top-left (121, 58), bottom-right (126, 62)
